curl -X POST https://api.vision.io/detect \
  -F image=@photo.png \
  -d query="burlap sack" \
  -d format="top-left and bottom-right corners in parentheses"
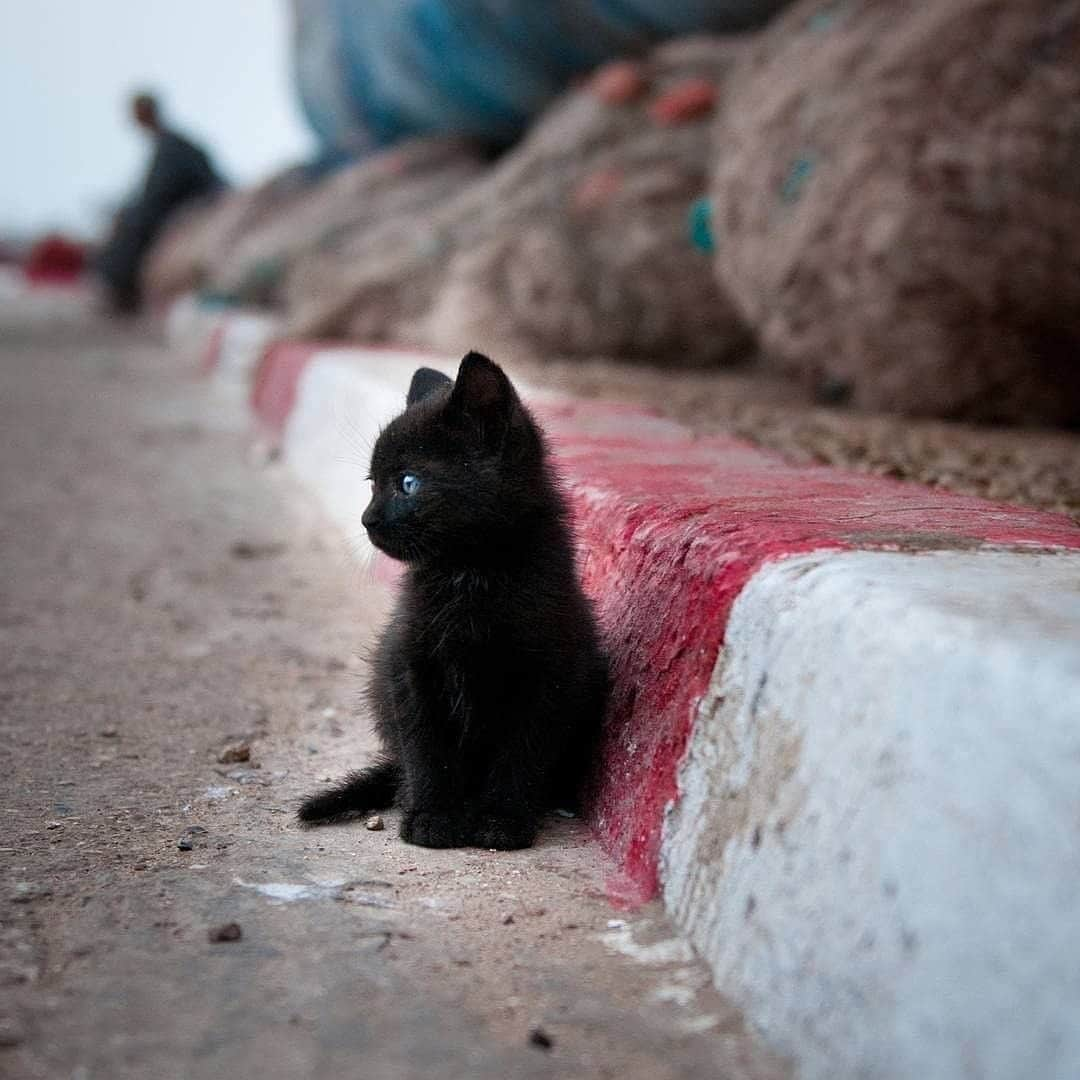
top-left (284, 37), bottom-right (750, 367)
top-left (204, 138), bottom-right (485, 307)
top-left (709, 0), bottom-right (1080, 423)
top-left (141, 167), bottom-right (312, 305)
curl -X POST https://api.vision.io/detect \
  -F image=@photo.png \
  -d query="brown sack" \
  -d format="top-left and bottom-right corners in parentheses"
top-left (205, 138), bottom-right (485, 307)
top-left (285, 38), bottom-right (749, 368)
top-left (709, 0), bottom-right (1080, 423)
top-left (141, 167), bottom-right (312, 305)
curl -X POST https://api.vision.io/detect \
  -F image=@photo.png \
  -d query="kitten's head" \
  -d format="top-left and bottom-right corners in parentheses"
top-left (361, 351), bottom-right (550, 564)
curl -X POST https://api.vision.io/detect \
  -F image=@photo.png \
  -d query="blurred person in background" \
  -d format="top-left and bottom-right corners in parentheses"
top-left (97, 92), bottom-right (224, 313)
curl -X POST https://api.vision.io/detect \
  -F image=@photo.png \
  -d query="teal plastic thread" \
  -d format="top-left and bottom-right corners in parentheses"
top-left (780, 154), bottom-right (818, 204)
top-left (688, 196), bottom-right (715, 254)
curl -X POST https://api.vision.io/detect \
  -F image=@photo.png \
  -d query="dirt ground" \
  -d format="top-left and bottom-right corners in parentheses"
top-left (0, 293), bottom-right (789, 1080)
top-left (518, 357), bottom-right (1080, 523)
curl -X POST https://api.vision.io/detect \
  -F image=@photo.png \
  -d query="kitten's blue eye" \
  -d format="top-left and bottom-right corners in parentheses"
top-left (400, 473), bottom-right (421, 496)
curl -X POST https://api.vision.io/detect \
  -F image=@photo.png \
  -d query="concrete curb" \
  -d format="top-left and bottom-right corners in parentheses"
top-left (664, 548), bottom-right (1080, 1080)
top-left (171, 298), bottom-right (1080, 1079)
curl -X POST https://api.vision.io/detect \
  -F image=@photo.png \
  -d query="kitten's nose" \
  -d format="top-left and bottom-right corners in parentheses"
top-left (361, 502), bottom-right (379, 531)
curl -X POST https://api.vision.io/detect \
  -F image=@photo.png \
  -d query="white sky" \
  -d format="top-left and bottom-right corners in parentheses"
top-left (0, 1), bottom-right (314, 238)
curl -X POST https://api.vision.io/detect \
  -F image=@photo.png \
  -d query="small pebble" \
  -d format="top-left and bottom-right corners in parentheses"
top-left (208, 922), bottom-right (242, 943)
top-left (177, 826), bottom-right (208, 852)
top-left (528, 1027), bottom-right (554, 1051)
top-left (217, 742), bottom-right (251, 764)
top-left (100, 727), bottom-right (118, 738)
top-left (45, 821), bottom-right (64, 830)
top-left (502, 913), bottom-right (515, 926)
top-left (364, 815), bottom-right (385, 832)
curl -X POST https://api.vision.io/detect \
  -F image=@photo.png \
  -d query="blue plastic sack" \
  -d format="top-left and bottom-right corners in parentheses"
top-left (291, 0), bottom-right (791, 163)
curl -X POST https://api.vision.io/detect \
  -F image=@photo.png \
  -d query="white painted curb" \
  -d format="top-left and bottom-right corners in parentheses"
top-left (664, 549), bottom-right (1080, 1080)
top-left (163, 296), bottom-right (280, 380)
top-left (217, 311), bottom-right (280, 381)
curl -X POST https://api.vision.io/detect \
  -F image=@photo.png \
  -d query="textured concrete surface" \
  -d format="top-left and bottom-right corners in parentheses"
top-left (664, 550), bottom-right (1080, 1080)
top-left (0, 296), bottom-right (786, 1080)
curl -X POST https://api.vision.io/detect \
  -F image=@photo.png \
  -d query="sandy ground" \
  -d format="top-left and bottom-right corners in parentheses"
top-left (0, 294), bottom-right (788, 1080)
top-left (516, 356), bottom-right (1080, 523)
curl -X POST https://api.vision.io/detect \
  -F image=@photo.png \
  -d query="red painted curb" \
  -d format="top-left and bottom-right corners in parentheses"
top-left (556, 427), bottom-right (1080, 900)
top-left (250, 340), bottom-right (451, 437)
top-left (246, 337), bottom-right (1080, 902)
top-left (251, 341), bottom-right (322, 435)
top-left (200, 322), bottom-right (226, 375)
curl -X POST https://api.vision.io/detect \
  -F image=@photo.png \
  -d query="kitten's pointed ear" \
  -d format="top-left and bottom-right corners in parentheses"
top-left (447, 351), bottom-right (517, 420)
top-left (448, 351), bottom-right (540, 457)
top-left (407, 367), bottom-right (452, 407)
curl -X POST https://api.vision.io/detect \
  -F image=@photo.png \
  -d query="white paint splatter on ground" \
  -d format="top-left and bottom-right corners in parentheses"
top-left (598, 924), bottom-right (695, 965)
top-left (233, 877), bottom-right (394, 908)
top-left (597, 923), bottom-right (721, 1035)
top-left (649, 965), bottom-right (712, 1007)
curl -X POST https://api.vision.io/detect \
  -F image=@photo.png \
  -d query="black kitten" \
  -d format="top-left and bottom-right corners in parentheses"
top-left (298, 351), bottom-right (608, 849)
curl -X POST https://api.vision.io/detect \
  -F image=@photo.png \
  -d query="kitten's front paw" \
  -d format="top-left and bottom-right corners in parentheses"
top-left (400, 811), bottom-right (464, 849)
top-left (469, 815), bottom-right (536, 851)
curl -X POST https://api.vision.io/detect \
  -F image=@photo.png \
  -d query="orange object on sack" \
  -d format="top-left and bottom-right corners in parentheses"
top-left (648, 79), bottom-right (717, 124)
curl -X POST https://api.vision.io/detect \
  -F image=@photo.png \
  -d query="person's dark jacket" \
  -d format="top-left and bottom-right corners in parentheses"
top-left (98, 130), bottom-right (225, 310)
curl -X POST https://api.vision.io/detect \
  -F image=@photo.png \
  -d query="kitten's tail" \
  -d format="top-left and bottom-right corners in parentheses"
top-left (297, 759), bottom-right (401, 826)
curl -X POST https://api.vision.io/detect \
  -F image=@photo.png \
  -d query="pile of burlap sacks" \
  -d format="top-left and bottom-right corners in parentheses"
top-left (144, 0), bottom-right (1080, 424)
top-left (142, 139), bottom-right (488, 307)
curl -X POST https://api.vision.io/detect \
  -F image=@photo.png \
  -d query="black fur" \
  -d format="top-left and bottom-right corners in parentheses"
top-left (298, 351), bottom-right (609, 849)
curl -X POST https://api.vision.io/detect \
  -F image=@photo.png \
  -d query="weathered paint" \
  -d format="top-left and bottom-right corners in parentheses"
top-left (664, 550), bottom-right (1080, 1079)
top-left (251, 341), bottom-right (323, 436)
top-left (552, 426), bottom-right (1080, 899)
